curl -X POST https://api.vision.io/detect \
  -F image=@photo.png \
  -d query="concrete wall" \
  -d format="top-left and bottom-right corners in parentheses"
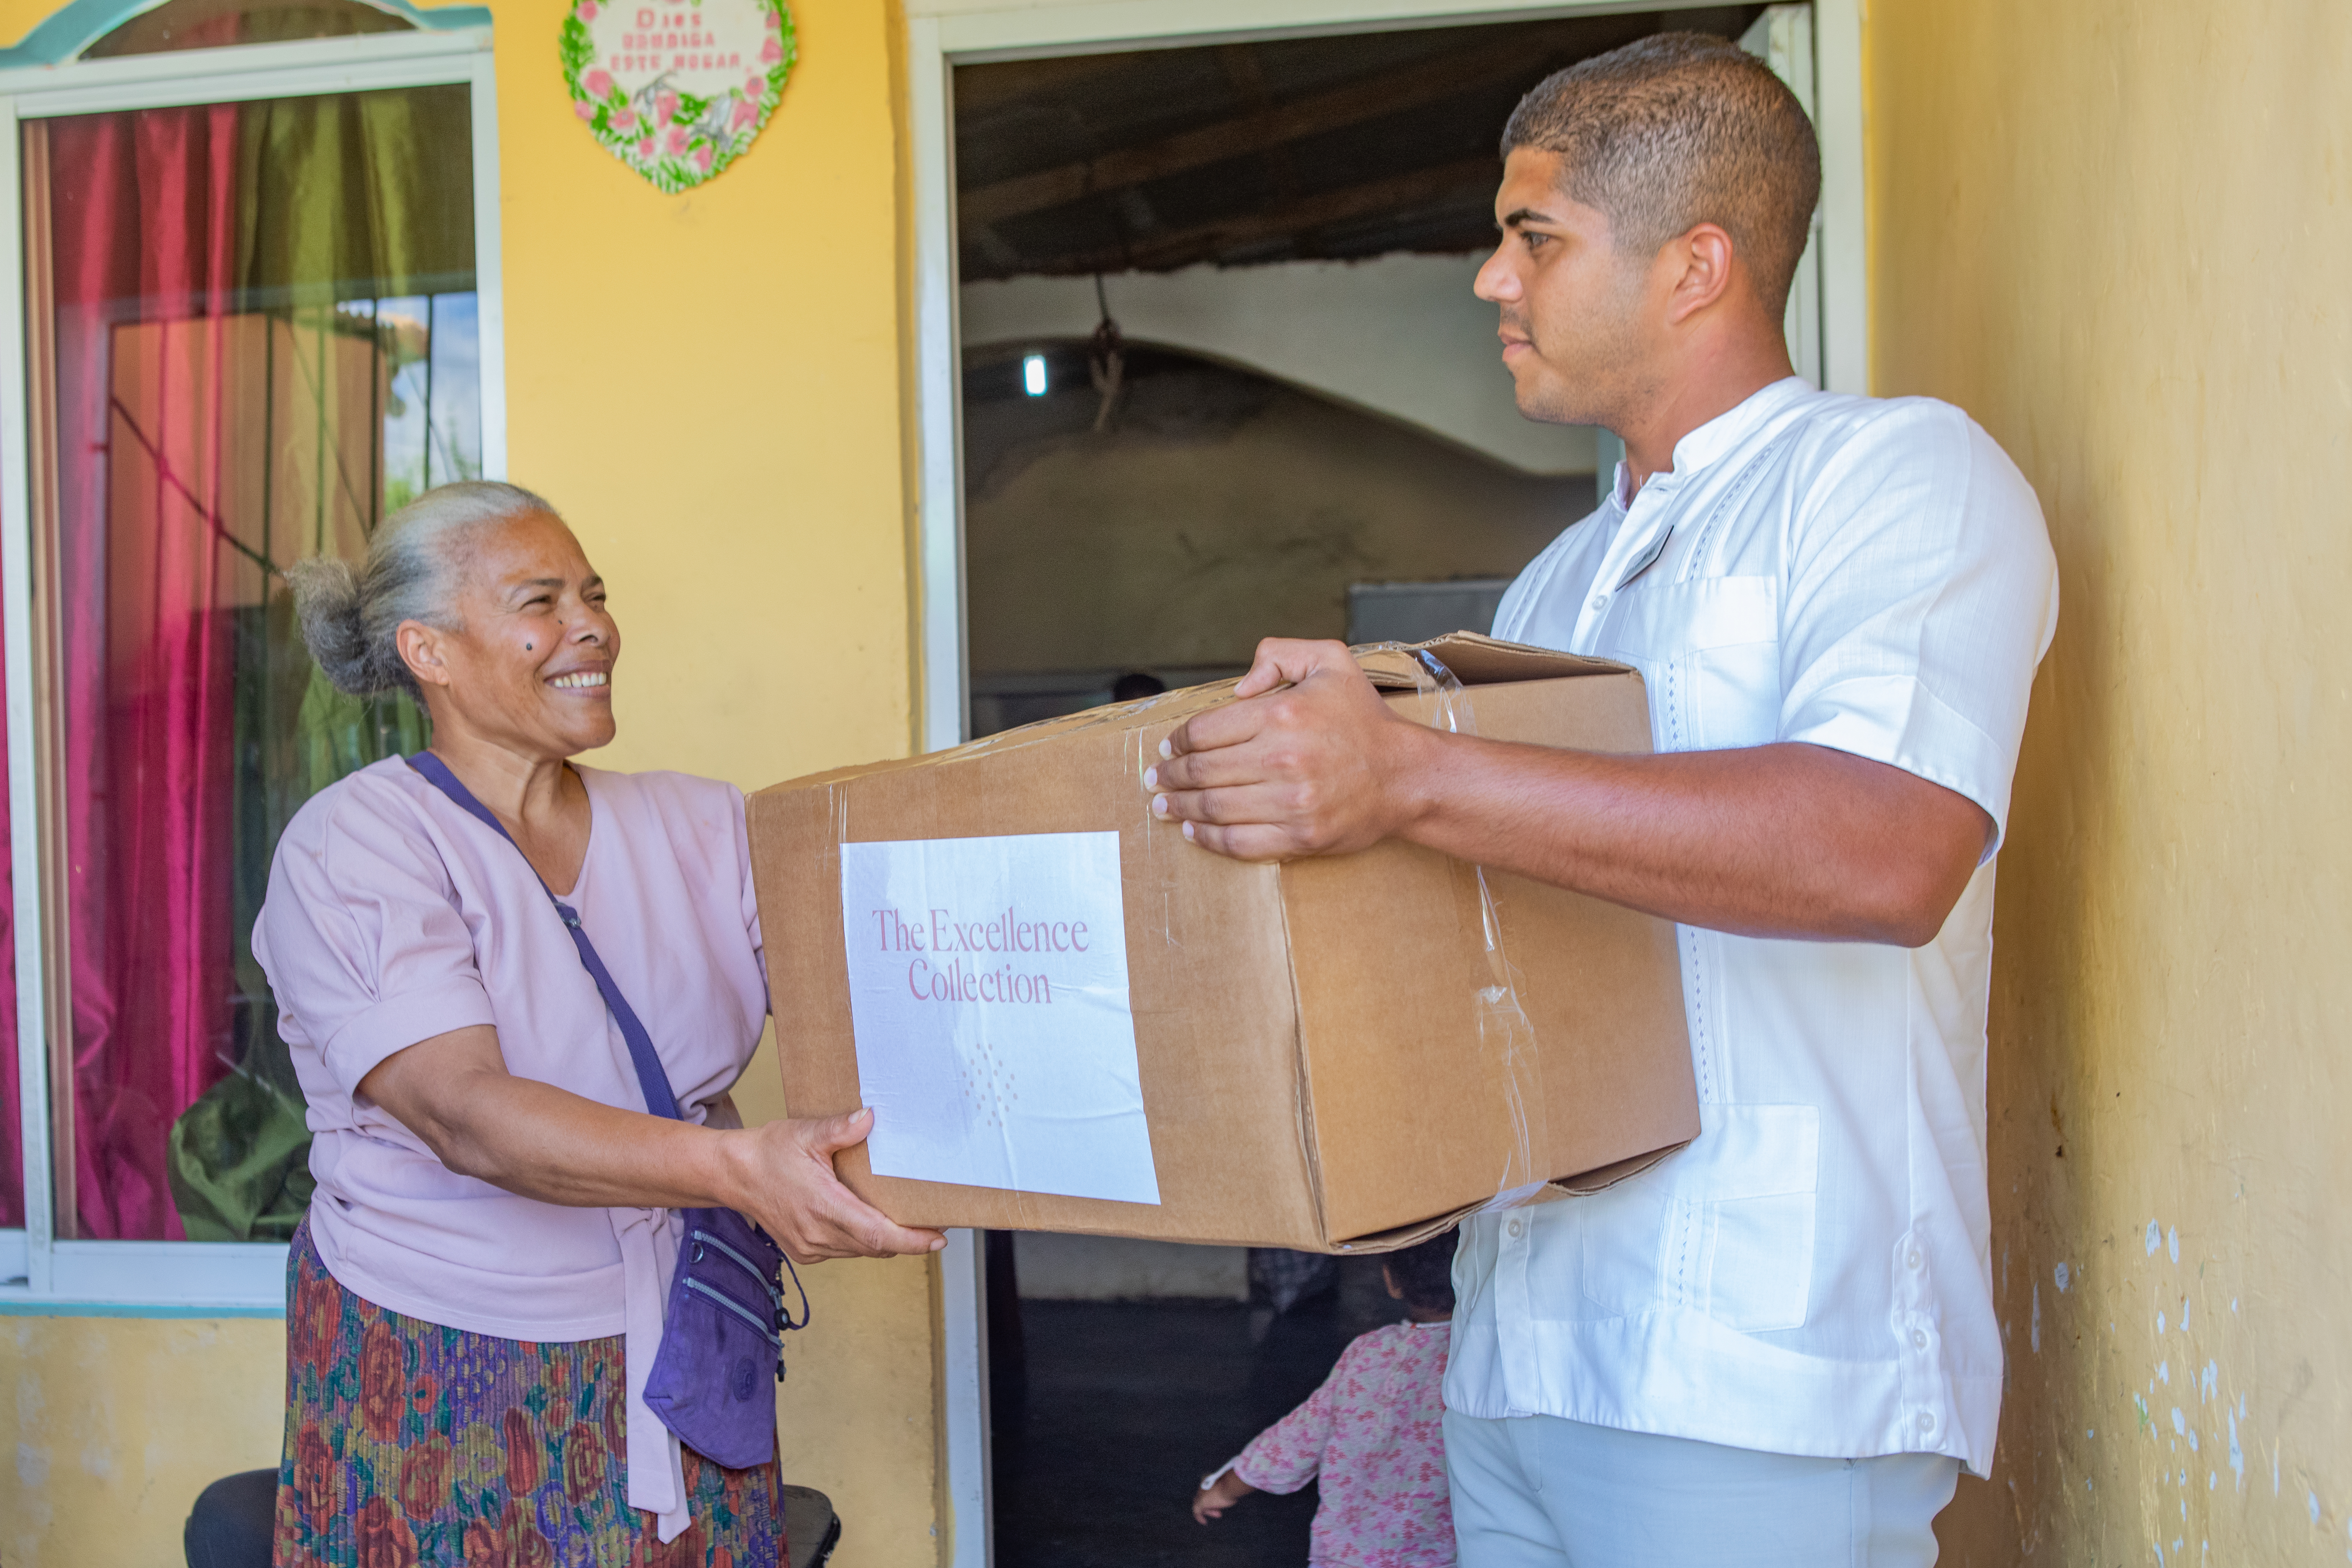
top-left (965, 356), bottom-right (1590, 679)
top-left (1013, 1235), bottom-right (1248, 1301)
top-left (1868, 2), bottom-right (2352, 1562)
top-left (0, 0), bottom-right (945, 1562)
top-left (962, 255), bottom-right (1601, 477)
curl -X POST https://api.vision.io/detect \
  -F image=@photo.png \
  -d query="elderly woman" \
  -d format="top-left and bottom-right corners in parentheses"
top-left (257, 481), bottom-right (941, 1566)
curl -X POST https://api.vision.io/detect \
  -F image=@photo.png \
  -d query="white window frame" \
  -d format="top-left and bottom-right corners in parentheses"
top-left (0, 12), bottom-right (506, 1315)
top-left (901, 2), bottom-right (1866, 1562)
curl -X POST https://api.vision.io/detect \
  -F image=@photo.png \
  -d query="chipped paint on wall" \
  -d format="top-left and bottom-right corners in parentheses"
top-left (1, 1317), bottom-right (286, 1565)
top-left (1872, 1), bottom-right (2352, 1560)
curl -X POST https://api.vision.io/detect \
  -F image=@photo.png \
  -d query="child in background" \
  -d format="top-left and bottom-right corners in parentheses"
top-left (1192, 1229), bottom-right (1460, 1567)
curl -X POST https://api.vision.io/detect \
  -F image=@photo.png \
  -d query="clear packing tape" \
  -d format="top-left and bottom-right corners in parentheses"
top-left (1352, 640), bottom-right (1556, 1220)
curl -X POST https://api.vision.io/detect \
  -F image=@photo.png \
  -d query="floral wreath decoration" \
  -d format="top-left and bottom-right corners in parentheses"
top-left (561, 0), bottom-right (797, 194)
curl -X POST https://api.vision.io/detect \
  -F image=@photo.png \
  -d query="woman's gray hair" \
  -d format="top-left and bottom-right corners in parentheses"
top-left (286, 480), bottom-right (557, 699)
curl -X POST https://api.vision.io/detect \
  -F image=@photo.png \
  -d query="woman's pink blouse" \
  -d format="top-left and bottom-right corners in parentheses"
top-left (254, 757), bottom-right (769, 1341)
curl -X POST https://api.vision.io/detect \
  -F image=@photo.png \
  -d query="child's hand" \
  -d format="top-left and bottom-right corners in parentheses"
top-left (1193, 1469), bottom-right (1257, 1524)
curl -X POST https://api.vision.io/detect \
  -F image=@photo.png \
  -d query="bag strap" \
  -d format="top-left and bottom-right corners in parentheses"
top-left (406, 752), bottom-right (683, 1124)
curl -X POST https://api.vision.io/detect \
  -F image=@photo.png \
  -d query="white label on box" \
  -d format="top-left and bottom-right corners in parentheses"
top-left (837, 831), bottom-right (1161, 1206)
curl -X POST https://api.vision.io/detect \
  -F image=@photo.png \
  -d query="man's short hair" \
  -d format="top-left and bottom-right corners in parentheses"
top-left (1500, 33), bottom-right (1821, 318)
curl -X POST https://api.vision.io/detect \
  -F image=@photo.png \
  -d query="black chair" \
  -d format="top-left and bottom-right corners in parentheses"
top-left (184, 1469), bottom-right (274, 1568)
top-left (782, 1484), bottom-right (843, 1568)
top-left (188, 1469), bottom-right (840, 1567)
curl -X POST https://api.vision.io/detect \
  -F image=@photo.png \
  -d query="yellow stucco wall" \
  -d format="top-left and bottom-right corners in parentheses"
top-left (0, 0), bottom-right (944, 1563)
top-left (0, 1058), bottom-right (938, 1568)
top-left (20, 0), bottom-right (2347, 1562)
top-left (4, 1315), bottom-right (291, 1553)
top-left (1868, 2), bottom-right (2352, 1561)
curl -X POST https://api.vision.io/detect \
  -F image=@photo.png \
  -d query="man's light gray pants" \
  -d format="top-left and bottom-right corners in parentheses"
top-left (1445, 1411), bottom-right (1962, 1568)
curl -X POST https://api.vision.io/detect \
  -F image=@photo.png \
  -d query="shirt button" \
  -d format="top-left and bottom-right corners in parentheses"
top-left (1906, 1249), bottom-right (1924, 1271)
top-left (1917, 1411), bottom-right (1936, 1434)
top-left (1506, 1218), bottom-right (1524, 1239)
top-left (1911, 1329), bottom-right (1929, 1349)
top-left (1588, 595), bottom-right (1607, 611)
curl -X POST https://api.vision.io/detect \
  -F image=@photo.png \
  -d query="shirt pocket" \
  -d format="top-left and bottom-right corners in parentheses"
top-left (1577, 1103), bottom-right (1820, 1332)
top-left (1696, 1103), bottom-right (1820, 1333)
top-left (1598, 575), bottom-right (1782, 752)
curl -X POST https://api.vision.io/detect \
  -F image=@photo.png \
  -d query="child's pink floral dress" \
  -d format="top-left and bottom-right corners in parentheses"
top-left (1222, 1320), bottom-right (1453, 1567)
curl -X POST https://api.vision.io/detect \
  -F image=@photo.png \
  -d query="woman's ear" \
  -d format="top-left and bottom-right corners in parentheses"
top-left (396, 619), bottom-right (454, 689)
top-left (1383, 1265), bottom-right (1402, 1301)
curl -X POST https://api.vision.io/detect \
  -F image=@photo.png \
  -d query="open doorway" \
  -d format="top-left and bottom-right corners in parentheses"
top-left (946, 9), bottom-right (1799, 1565)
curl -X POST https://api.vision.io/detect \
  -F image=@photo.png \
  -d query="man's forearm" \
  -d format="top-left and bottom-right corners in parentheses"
top-left (1150, 640), bottom-right (1992, 946)
top-left (1391, 728), bottom-right (1989, 946)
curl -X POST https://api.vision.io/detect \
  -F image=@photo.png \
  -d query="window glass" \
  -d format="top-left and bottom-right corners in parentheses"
top-left (29, 83), bottom-right (475, 1240)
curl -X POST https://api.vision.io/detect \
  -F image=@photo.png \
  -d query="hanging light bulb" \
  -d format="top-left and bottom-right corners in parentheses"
top-left (1022, 354), bottom-right (1048, 396)
top-left (1088, 275), bottom-right (1125, 433)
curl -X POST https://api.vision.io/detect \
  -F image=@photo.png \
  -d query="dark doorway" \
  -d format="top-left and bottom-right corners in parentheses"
top-left (991, 1251), bottom-right (1413, 1568)
top-left (956, 11), bottom-right (1770, 1565)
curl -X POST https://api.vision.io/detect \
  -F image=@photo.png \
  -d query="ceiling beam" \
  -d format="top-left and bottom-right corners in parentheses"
top-left (958, 32), bottom-right (1545, 231)
top-left (1215, 44), bottom-right (1306, 207)
top-left (953, 51), bottom-right (1141, 118)
top-left (999, 154), bottom-right (1501, 279)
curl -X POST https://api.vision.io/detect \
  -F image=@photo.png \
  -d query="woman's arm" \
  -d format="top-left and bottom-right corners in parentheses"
top-left (358, 1025), bottom-right (944, 1262)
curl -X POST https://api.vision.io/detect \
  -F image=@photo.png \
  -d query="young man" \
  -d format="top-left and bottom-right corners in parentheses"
top-left (1144, 34), bottom-right (2057, 1568)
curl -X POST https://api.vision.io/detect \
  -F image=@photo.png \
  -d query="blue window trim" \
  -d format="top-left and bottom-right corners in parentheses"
top-left (0, 0), bottom-right (490, 68)
top-left (0, 1296), bottom-right (285, 1317)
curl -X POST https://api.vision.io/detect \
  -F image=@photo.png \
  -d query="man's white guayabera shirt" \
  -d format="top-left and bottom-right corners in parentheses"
top-left (1446, 377), bottom-right (2058, 1476)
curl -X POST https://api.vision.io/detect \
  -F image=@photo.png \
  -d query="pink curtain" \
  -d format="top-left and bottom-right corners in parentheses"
top-left (49, 106), bottom-right (242, 1239)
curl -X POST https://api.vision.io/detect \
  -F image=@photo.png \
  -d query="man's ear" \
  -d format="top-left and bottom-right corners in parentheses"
top-left (1660, 222), bottom-right (1738, 326)
top-left (396, 620), bottom-right (454, 690)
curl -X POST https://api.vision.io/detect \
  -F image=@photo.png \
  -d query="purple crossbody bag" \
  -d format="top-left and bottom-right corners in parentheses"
top-left (408, 752), bottom-right (807, 1469)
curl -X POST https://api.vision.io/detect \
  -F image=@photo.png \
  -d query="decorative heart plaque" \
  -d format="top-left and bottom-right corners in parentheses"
top-left (561, 0), bottom-right (796, 193)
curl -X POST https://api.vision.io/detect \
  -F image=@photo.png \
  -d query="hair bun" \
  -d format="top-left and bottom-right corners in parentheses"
top-left (286, 555), bottom-right (385, 697)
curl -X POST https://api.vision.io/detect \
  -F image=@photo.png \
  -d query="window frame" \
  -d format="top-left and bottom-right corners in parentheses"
top-left (0, 16), bottom-right (506, 1313)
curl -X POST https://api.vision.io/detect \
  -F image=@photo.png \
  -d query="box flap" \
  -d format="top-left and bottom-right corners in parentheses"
top-left (1322, 1140), bottom-right (1687, 1254)
top-left (750, 633), bottom-right (1627, 806)
top-left (1549, 1143), bottom-right (1686, 1196)
top-left (1356, 631), bottom-right (1632, 691)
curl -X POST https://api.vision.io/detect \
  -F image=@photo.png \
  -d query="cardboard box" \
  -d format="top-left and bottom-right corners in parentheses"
top-left (748, 633), bottom-right (1696, 1251)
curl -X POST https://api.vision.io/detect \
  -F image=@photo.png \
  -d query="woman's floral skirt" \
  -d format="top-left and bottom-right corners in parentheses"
top-left (274, 1216), bottom-right (785, 1567)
